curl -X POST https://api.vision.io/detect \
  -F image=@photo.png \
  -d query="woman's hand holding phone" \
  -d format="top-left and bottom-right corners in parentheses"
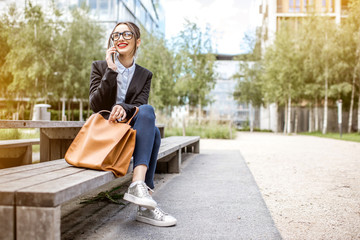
top-left (106, 46), bottom-right (117, 71)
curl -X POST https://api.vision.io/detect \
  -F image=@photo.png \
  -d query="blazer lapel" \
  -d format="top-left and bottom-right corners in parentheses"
top-left (125, 64), bottom-right (141, 102)
top-left (125, 64), bottom-right (146, 102)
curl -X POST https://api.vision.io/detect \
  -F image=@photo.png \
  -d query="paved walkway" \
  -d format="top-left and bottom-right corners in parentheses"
top-left (62, 150), bottom-right (281, 240)
top-left (62, 132), bottom-right (360, 239)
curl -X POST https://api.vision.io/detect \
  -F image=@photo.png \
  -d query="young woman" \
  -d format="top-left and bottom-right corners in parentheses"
top-left (89, 22), bottom-right (176, 227)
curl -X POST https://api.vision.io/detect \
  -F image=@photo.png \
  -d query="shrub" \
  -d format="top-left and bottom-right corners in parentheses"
top-left (165, 123), bottom-right (236, 139)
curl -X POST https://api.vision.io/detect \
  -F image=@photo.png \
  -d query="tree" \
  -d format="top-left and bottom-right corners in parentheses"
top-left (342, 0), bottom-right (360, 133)
top-left (0, 3), bottom-right (18, 96)
top-left (233, 30), bottom-right (263, 108)
top-left (261, 22), bottom-right (305, 133)
top-left (174, 21), bottom-right (216, 122)
top-left (1, 2), bottom-right (104, 120)
top-left (53, 6), bottom-right (104, 120)
top-left (136, 30), bottom-right (178, 113)
top-left (4, 2), bottom-right (56, 100)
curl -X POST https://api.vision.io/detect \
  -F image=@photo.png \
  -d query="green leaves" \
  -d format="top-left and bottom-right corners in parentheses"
top-left (174, 21), bottom-right (216, 109)
top-left (137, 30), bottom-right (177, 111)
top-left (137, 21), bottom-right (216, 114)
top-left (0, 2), bottom-right (104, 102)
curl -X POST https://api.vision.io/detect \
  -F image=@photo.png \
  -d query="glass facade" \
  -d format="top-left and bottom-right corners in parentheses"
top-left (205, 59), bottom-right (244, 122)
top-left (278, 0), bottom-right (337, 13)
top-left (8, 0), bottom-right (164, 36)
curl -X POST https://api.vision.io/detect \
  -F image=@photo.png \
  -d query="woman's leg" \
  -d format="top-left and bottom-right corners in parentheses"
top-left (132, 105), bottom-right (156, 165)
top-left (123, 105), bottom-right (159, 209)
top-left (124, 105), bottom-right (176, 227)
top-left (145, 127), bottom-right (161, 189)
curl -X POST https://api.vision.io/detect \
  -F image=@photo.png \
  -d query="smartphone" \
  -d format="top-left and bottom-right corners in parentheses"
top-left (109, 40), bottom-right (116, 63)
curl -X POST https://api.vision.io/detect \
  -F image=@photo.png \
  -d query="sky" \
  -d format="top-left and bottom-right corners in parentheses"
top-left (162, 0), bottom-right (261, 55)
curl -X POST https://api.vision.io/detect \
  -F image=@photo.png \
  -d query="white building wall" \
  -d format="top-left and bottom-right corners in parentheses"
top-left (260, 103), bottom-right (278, 132)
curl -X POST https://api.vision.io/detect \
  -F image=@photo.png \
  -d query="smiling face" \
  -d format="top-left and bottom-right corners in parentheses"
top-left (112, 24), bottom-right (141, 57)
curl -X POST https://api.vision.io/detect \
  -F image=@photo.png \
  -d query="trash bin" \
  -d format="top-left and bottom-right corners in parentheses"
top-left (33, 104), bottom-right (51, 121)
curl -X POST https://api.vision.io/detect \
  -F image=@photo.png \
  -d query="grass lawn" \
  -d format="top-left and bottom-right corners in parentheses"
top-left (300, 132), bottom-right (360, 143)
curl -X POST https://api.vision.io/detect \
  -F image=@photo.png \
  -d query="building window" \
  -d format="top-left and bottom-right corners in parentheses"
top-left (295, 0), bottom-right (300, 12)
top-left (289, 0), bottom-right (294, 12)
top-left (89, 0), bottom-right (96, 9)
top-left (277, 0), bottom-right (282, 13)
top-left (330, 0), bottom-right (334, 12)
top-left (135, 0), bottom-right (141, 20)
top-left (341, 0), bottom-right (349, 13)
top-left (322, 0), bottom-right (326, 12)
top-left (122, 0), bottom-right (135, 13)
top-left (119, 2), bottom-right (135, 22)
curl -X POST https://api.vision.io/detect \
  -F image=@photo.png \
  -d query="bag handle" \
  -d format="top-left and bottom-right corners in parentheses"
top-left (97, 107), bottom-right (139, 124)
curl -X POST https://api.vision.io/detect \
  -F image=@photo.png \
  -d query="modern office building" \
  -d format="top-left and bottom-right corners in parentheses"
top-left (0, 0), bottom-right (165, 35)
top-left (204, 55), bottom-right (257, 129)
top-left (255, 0), bottom-right (350, 132)
top-left (258, 0), bottom-right (349, 51)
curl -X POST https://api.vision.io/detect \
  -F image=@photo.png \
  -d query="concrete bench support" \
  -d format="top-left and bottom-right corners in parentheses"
top-left (17, 206), bottom-right (61, 240)
top-left (0, 139), bottom-right (40, 169)
top-left (0, 206), bottom-right (14, 240)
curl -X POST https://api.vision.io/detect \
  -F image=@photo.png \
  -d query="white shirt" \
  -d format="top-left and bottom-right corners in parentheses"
top-left (115, 56), bottom-right (136, 104)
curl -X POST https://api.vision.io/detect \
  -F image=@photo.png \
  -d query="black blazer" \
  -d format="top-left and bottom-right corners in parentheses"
top-left (89, 60), bottom-right (153, 116)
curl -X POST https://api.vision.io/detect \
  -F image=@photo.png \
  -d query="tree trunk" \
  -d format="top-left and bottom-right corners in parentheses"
top-left (197, 98), bottom-right (202, 125)
top-left (308, 104), bottom-right (313, 132)
top-left (358, 92), bottom-right (360, 133)
top-left (249, 102), bottom-right (254, 132)
top-left (348, 68), bottom-right (356, 133)
top-left (322, 66), bottom-right (328, 134)
top-left (182, 117), bottom-right (186, 136)
top-left (315, 99), bottom-right (319, 131)
top-left (294, 108), bottom-right (298, 134)
top-left (62, 97), bottom-right (66, 121)
top-left (67, 100), bottom-right (71, 121)
top-left (79, 99), bottom-right (83, 121)
top-left (287, 96), bottom-right (291, 134)
top-left (283, 102), bottom-right (287, 134)
top-left (58, 101), bottom-right (61, 120)
top-left (29, 100), bottom-right (35, 120)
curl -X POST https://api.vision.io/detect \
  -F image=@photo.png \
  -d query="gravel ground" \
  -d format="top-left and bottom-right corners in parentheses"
top-left (200, 132), bottom-right (360, 240)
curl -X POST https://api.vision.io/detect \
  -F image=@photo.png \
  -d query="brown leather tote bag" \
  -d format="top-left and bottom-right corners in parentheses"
top-left (65, 107), bottom-right (138, 177)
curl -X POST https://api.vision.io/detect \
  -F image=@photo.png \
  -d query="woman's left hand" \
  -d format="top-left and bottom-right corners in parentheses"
top-left (109, 105), bottom-right (127, 122)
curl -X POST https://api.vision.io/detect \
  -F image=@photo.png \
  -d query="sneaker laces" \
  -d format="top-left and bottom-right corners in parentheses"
top-left (138, 182), bottom-right (154, 197)
top-left (154, 206), bottom-right (167, 217)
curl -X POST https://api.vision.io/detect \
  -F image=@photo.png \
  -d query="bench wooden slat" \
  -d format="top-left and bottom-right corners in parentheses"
top-left (0, 165), bottom-right (85, 205)
top-left (0, 162), bottom-right (70, 184)
top-left (0, 120), bottom-right (85, 128)
top-left (16, 169), bottom-right (115, 207)
top-left (162, 136), bottom-right (200, 148)
top-left (0, 138), bottom-right (40, 148)
top-left (0, 159), bottom-right (64, 176)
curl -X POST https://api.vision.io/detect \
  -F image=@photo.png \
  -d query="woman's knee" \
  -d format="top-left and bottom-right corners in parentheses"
top-left (137, 105), bottom-right (155, 122)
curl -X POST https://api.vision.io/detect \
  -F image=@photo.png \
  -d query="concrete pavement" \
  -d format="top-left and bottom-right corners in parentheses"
top-left (62, 150), bottom-right (281, 240)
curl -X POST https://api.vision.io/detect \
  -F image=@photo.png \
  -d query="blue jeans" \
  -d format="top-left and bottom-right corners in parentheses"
top-left (130, 105), bottom-right (161, 189)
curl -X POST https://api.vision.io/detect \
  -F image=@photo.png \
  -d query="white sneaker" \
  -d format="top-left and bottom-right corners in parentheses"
top-left (136, 206), bottom-right (177, 227)
top-left (123, 181), bottom-right (157, 210)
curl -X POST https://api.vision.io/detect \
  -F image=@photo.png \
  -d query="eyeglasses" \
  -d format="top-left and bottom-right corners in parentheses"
top-left (111, 31), bottom-right (134, 41)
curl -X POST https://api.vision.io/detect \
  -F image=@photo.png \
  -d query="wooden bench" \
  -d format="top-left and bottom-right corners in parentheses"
top-left (0, 139), bottom-right (40, 169)
top-left (0, 120), bottom-right (164, 165)
top-left (0, 136), bottom-right (199, 240)
top-left (156, 136), bottom-right (200, 173)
